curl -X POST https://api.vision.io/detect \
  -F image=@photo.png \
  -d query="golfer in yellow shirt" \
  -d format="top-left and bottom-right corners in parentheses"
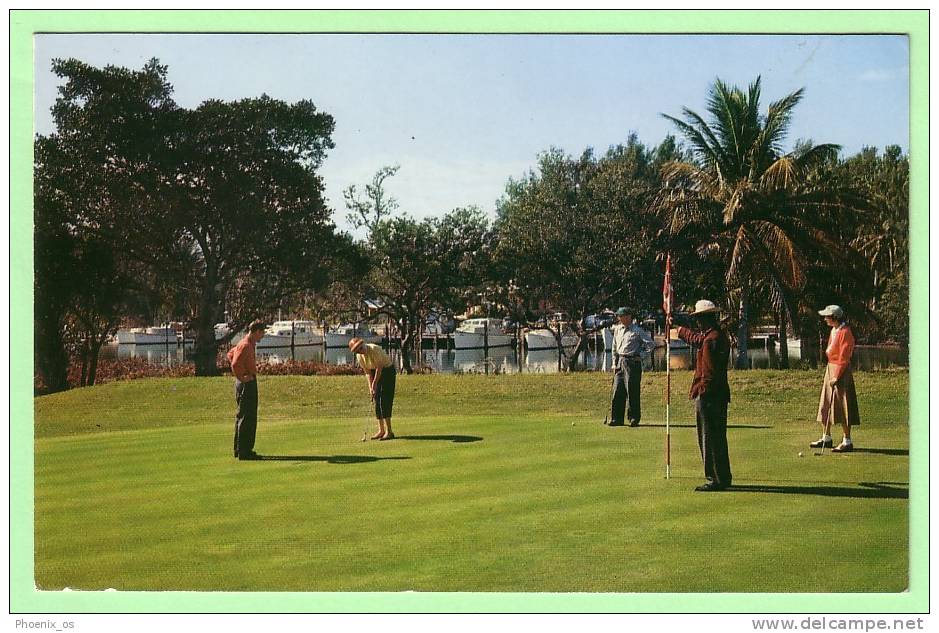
top-left (349, 337), bottom-right (397, 440)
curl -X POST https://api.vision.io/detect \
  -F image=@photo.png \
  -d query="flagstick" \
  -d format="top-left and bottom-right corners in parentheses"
top-left (665, 316), bottom-right (671, 479)
top-left (662, 252), bottom-right (674, 480)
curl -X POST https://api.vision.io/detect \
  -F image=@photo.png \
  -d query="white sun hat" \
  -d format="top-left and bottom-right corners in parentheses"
top-left (691, 299), bottom-right (720, 315)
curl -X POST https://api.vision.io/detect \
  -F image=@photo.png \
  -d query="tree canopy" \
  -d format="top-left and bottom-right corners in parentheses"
top-left (494, 138), bottom-right (674, 368)
top-left (658, 76), bottom-right (872, 368)
top-left (35, 58), bottom-right (363, 385)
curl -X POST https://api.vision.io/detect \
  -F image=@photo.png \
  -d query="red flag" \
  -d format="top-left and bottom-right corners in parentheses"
top-left (662, 254), bottom-right (674, 316)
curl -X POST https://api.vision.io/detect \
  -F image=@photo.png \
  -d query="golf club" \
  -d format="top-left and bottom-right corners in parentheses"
top-left (354, 397), bottom-right (369, 442)
top-left (364, 392), bottom-right (374, 441)
top-left (814, 437), bottom-right (828, 457)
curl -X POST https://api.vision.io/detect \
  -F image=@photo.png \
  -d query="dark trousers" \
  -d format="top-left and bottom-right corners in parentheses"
top-left (609, 358), bottom-right (642, 425)
top-left (233, 379), bottom-right (258, 457)
top-left (695, 396), bottom-right (732, 486)
top-left (374, 366), bottom-right (396, 419)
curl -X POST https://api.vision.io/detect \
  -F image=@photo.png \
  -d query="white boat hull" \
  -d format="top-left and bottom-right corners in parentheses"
top-left (325, 331), bottom-right (382, 348)
top-left (116, 329), bottom-right (177, 345)
top-left (525, 329), bottom-right (578, 351)
top-left (256, 332), bottom-right (323, 348)
top-left (452, 332), bottom-right (513, 349)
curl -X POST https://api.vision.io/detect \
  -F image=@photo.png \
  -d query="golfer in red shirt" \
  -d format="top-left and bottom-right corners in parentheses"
top-left (228, 320), bottom-right (266, 460)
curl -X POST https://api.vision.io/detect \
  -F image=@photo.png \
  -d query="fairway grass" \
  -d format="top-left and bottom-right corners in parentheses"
top-left (34, 370), bottom-right (909, 592)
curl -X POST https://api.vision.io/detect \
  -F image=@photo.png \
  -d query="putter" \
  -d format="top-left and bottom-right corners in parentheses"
top-left (814, 436), bottom-right (828, 457)
top-left (364, 395), bottom-right (373, 441)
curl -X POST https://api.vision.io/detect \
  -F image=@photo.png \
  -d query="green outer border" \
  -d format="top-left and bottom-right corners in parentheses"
top-left (11, 9), bottom-right (928, 614)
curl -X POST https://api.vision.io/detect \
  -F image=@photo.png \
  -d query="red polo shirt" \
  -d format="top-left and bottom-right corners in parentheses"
top-left (228, 336), bottom-right (257, 381)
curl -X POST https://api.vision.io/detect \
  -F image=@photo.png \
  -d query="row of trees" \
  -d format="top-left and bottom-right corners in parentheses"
top-left (35, 59), bottom-right (908, 390)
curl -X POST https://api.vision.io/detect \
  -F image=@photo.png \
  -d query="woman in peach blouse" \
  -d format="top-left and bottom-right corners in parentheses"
top-left (810, 305), bottom-right (861, 453)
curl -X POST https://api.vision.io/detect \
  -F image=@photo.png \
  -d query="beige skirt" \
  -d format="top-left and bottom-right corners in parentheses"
top-left (816, 364), bottom-right (861, 427)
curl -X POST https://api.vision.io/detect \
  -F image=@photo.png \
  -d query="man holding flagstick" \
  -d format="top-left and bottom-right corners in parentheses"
top-left (673, 299), bottom-right (733, 492)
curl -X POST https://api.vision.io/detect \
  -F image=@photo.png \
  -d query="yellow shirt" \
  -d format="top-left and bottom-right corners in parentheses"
top-left (356, 344), bottom-right (392, 370)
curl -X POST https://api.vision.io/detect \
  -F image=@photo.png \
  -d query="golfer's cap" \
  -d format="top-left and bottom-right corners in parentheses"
top-left (348, 337), bottom-right (365, 352)
top-left (818, 305), bottom-right (844, 319)
top-left (691, 299), bottom-right (720, 315)
top-left (615, 307), bottom-right (633, 317)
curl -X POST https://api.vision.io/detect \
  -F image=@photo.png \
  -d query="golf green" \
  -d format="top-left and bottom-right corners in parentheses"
top-left (34, 370), bottom-right (909, 592)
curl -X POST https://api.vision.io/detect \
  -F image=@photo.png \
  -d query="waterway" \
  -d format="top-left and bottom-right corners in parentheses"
top-left (99, 341), bottom-right (908, 374)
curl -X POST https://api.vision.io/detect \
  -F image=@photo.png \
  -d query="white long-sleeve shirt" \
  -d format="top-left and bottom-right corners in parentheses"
top-left (611, 322), bottom-right (655, 359)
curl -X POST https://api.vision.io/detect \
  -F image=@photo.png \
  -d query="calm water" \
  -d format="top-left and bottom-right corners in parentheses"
top-left (99, 341), bottom-right (908, 374)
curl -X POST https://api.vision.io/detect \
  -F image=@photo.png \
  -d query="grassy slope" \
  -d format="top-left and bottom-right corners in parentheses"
top-left (34, 370), bottom-right (909, 592)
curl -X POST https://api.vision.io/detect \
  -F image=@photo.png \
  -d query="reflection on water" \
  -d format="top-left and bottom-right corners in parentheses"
top-left (100, 341), bottom-right (908, 374)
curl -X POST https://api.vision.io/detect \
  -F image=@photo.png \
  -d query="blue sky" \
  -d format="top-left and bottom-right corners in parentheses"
top-left (34, 34), bottom-right (909, 233)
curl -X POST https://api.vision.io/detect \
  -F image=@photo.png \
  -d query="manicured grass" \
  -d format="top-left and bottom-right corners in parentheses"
top-left (34, 370), bottom-right (909, 592)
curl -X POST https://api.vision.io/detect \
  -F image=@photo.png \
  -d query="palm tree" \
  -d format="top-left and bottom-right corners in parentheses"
top-left (657, 76), bottom-right (868, 368)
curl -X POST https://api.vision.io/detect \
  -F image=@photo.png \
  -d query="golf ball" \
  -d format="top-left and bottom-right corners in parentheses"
top-left (572, 422), bottom-right (576, 426)
top-left (798, 452), bottom-right (804, 457)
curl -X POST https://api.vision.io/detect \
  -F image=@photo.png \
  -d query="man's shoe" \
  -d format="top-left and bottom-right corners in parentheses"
top-left (607, 421), bottom-right (625, 427)
top-left (695, 482), bottom-right (728, 492)
top-left (831, 443), bottom-right (854, 453)
top-left (238, 451), bottom-right (262, 461)
top-left (809, 439), bottom-right (833, 449)
top-left (629, 419), bottom-right (640, 427)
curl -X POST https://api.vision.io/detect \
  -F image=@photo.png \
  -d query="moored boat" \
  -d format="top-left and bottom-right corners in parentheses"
top-left (524, 328), bottom-right (579, 351)
top-left (324, 323), bottom-right (382, 348)
top-left (115, 326), bottom-right (178, 345)
top-left (256, 321), bottom-right (323, 348)
top-left (453, 318), bottom-right (513, 349)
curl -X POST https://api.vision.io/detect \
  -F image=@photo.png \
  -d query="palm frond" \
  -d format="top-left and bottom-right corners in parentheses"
top-left (748, 87), bottom-right (804, 177)
top-left (674, 107), bottom-right (728, 171)
top-left (761, 156), bottom-right (799, 189)
top-left (726, 225), bottom-right (753, 284)
top-left (707, 79), bottom-right (748, 174)
top-left (792, 143), bottom-right (841, 171)
top-left (661, 113), bottom-right (722, 174)
top-left (752, 221), bottom-right (807, 289)
top-left (660, 160), bottom-right (719, 194)
top-left (762, 88), bottom-right (804, 153)
top-left (722, 185), bottom-right (748, 226)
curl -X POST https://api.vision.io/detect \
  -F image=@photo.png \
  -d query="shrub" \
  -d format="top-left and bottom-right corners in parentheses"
top-left (34, 356), bottom-right (366, 394)
top-left (254, 360), bottom-right (359, 376)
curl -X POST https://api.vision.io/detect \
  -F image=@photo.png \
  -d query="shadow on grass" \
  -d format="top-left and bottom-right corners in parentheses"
top-left (394, 434), bottom-right (483, 443)
top-left (258, 455), bottom-right (411, 464)
top-left (638, 424), bottom-right (772, 429)
top-left (851, 447), bottom-right (909, 456)
top-left (729, 481), bottom-right (908, 499)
